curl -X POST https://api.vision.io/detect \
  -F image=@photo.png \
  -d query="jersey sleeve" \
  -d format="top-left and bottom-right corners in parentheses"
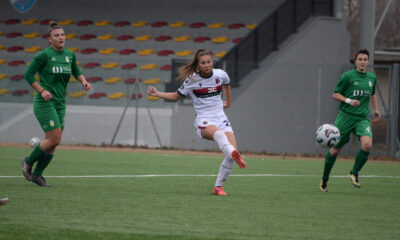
top-left (71, 52), bottom-right (83, 78)
top-left (24, 51), bottom-right (47, 85)
top-left (221, 70), bottom-right (230, 85)
top-left (334, 72), bottom-right (349, 95)
top-left (372, 75), bottom-right (377, 95)
top-left (177, 79), bottom-right (190, 97)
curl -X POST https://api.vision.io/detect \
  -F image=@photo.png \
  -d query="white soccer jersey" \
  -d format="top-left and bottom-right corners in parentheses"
top-left (177, 69), bottom-right (230, 117)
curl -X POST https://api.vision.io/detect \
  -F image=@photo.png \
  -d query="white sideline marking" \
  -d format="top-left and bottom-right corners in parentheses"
top-left (0, 174), bottom-right (399, 179)
top-left (0, 107), bottom-right (32, 132)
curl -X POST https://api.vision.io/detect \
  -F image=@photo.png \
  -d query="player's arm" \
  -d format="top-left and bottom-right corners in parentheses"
top-left (223, 84), bottom-right (231, 108)
top-left (24, 53), bottom-right (52, 101)
top-left (332, 93), bottom-right (360, 107)
top-left (147, 86), bottom-right (181, 101)
top-left (370, 94), bottom-right (381, 121)
top-left (76, 75), bottom-right (91, 91)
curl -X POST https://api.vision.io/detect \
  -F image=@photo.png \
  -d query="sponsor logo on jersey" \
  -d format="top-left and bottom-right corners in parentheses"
top-left (51, 57), bottom-right (56, 61)
top-left (192, 85), bottom-right (222, 98)
top-left (65, 56), bottom-right (70, 63)
top-left (354, 81), bottom-right (359, 85)
top-left (9, 0), bottom-right (36, 14)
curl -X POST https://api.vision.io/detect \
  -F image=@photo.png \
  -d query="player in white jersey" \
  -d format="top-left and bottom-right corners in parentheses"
top-left (147, 49), bottom-right (246, 196)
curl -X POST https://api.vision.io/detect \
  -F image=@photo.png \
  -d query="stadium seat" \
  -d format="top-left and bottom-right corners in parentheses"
top-left (81, 48), bottom-right (98, 54)
top-left (108, 92), bottom-right (126, 99)
top-left (69, 76), bottom-right (78, 82)
top-left (10, 74), bottom-right (24, 81)
top-left (12, 89), bottom-right (29, 96)
top-left (135, 35), bottom-right (152, 41)
top-left (0, 32), bottom-right (3, 36)
top-left (119, 49), bottom-right (136, 55)
top-left (99, 48), bottom-right (117, 55)
top-left (21, 19), bottom-right (38, 25)
top-left (58, 19), bottom-right (75, 26)
top-left (0, 59), bottom-right (6, 65)
top-left (121, 63), bottom-right (137, 69)
top-left (68, 47), bottom-right (79, 52)
top-left (189, 22), bottom-right (206, 28)
top-left (0, 74), bottom-right (8, 80)
top-left (215, 51), bottom-right (227, 58)
top-left (246, 23), bottom-right (258, 29)
top-left (0, 46), bottom-right (4, 51)
top-left (80, 34), bottom-right (97, 40)
top-left (173, 36), bottom-right (191, 42)
top-left (143, 78), bottom-right (161, 84)
top-left (25, 46), bottom-right (41, 53)
top-left (42, 34), bottom-right (48, 39)
top-left (114, 21), bottom-right (130, 27)
top-left (117, 35), bottom-right (133, 41)
top-left (170, 22), bottom-right (186, 28)
top-left (160, 64), bottom-right (172, 71)
top-left (23, 32), bottom-right (41, 39)
top-left (77, 20), bottom-right (94, 26)
top-left (0, 89), bottom-right (10, 95)
top-left (102, 62), bottom-right (119, 69)
top-left (132, 21), bottom-right (148, 27)
top-left (140, 63), bottom-right (158, 70)
top-left (228, 23), bottom-right (245, 29)
top-left (193, 36), bottom-right (211, 43)
top-left (124, 78), bottom-right (137, 84)
top-left (176, 50), bottom-right (193, 57)
top-left (7, 46), bottom-right (24, 52)
top-left (89, 92), bottom-right (106, 99)
top-left (65, 33), bottom-right (78, 39)
top-left (105, 77), bottom-right (121, 84)
top-left (86, 77), bottom-right (102, 83)
top-left (232, 37), bottom-right (243, 43)
top-left (83, 62), bottom-right (100, 69)
top-left (4, 19), bottom-right (21, 25)
top-left (138, 49), bottom-right (155, 56)
top-left (69, 91), bottom-right (87, 98)
top-left (208, 22), bottom-right (225, 29)
top-left (147, 96), bottom-right (160, 100)
top-left (8, 60), bottom-right (25, 66)
top-left (40, 19), bottom-right (55, 25)
top-left (151, 21), bottom-right (168, 27)
top-left (155, 35), bottom-right (171, 42)
top-left (130, 93), bottom-right (143, 100)
top-left (98, 34), bottom-right (115, 40)
top-left (157, 50), bottom-right (174, 56)
top-left (6, 32), bottom-right (22, 38)
top-left (95, 20), bottom-right (112, 26)
top-left (212, 36), bottom-right (229, 43)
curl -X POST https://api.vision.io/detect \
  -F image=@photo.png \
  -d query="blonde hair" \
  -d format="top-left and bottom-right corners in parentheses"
top-left (178, 49), bottom-right (213, 80)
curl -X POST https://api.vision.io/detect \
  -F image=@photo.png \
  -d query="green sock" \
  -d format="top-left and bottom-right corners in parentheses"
top-left (352, 149), bottom-right (369, 175)
top-left (33, 153), bottom-right (54, 176)
top-left (27, 144), bottom-right (45, 164)
top-left (322, 151), bottom-right (337, 181)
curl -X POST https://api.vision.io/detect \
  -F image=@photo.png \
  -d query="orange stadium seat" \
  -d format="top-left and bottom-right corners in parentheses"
top-left (0, 89), bottom-right (11, 95)
top-left (121, 63), bottom-right (137, 69)
top-left (0, 32), bottom-right (3, 36)
top-left (12, 89), bottom-right (29, 96)
top-left (58, 19), bottom-right (75, 26)
top-left (102, 62), bottom-right (119, 69)
top-left (25, 46), bottom-right (41, 53)
top-left (176, 50), bottom-right (193, 57)
top-left (65, 33), bottom-right (78, 39)
top-left (132, 21), bottom-right (148, 27)
top-left (89, 92), bottom-right (106, 99)
top-left (151, 21), bottom-right (168, 27)
top-left (21, 19), bottom-right (38, 25)
top-left (135, 35), bottom-right (152, 41)
top-left (6, 32), bottom-right (22, 38)
top-left (189, 22), bottom-right (206, 28)
top-left (169, 22), bottom-right (186, 28)
top-left (147, 96), bottom-right (160, 100)
top-left (0, 74), bottom-right (8, 80)
top-left (119, 49), bottom-right (136, 55)
top-left (99, 48), bottom-right (117, 55)
top-left (155, 35), bottom-right (171, 42)
top-left (143, 78), bottom-right (161, 85)
top-left (69, 91), bottom-right (87, 98)
top-left (117, 35), bottom-right (133, 41)
top-left (215, 51), bottom-right (227, 58)
top-left (86, 77), bottom-right (102, 83)
top-left (24, 32), bottom-right (41, 39)
top-left (138, 49), bottom-right (155, 56)
top-left (77, 20), bottom-right (94, 26)
top-left (0, 46), bottom-right (5, 51)
top-left (246, 23), bottom-right (258, 29)
top-left (98, 34), bottom-right (115, 40)
top-left (68, 47), bottom-right (79, 52)
top-left (83, 62), bottom-right (100, 69)
top-left (212, 36), bottom-right (229, 43)
top-left (140, 63), bottom-right (158, 70)
top-left (208, 22), bottom-right (225, 29)
top-left (7, 46), bottom-right (24, 52)
top-left (95, 20), bottom-right (112, 26)
top-left (108, 92), bottom-right (126, 99)
top-left (173, 36), bottom-right (191, 42)
top-left (4, 19), bottom-right (21, 25)
top-left (114, 21), bottom-right (130, 27)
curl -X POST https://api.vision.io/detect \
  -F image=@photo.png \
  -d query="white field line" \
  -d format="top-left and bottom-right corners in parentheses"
top-left (0, 174), bottom-right (399, 179)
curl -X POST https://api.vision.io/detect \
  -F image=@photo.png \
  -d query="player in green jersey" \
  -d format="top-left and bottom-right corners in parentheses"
top-left (320, 49), bottom-right (381, 192)
top-left (22, 21), bottom-right (91, 186)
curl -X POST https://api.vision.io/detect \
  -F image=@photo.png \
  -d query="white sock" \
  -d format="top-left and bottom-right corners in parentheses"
top-left (213, 130), bottom-right (235, 158)
top-left (215, 156), bottom-right (234, 187)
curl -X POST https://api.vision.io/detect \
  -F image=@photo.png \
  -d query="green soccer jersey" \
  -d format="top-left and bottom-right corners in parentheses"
top-left (334, 69), bottom-right (376, 117)
top-left (25, 47), bottom-right (82, 102)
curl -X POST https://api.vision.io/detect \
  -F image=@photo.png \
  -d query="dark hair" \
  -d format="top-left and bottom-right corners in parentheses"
top-left (47, 21), bottom-right (63, 36)
top-left (355, 49), bottom-right (369, 60)
top-left (178, 49), bottom-right (213, 80)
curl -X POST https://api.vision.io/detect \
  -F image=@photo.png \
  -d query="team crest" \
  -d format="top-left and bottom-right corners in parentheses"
top-left (65, 56), bottom-right (70, 63)
top-left (203, 121), bottom-right (208, 124)
top-left (9, 0), bottom-right (36, 14)
top-left (49, 120), bottom-right (55, 127)
top-left (216, 78), bottom-right (220, 84)
top-left (353, 81), bottom-right (358, 85)
top-left (369, 81), bottom-right (372, 87)
top-left (199, 83), bottom-right (202, 87)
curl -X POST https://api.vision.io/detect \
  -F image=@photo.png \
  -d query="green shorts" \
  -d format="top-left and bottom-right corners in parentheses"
top-left (333, 110), bottom-right (372, 149)
top-left (33, 100), bottom-right (66, 132)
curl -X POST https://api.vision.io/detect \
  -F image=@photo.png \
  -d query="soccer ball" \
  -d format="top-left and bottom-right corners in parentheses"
top-left (29, 137), bottom-right (40, 148)
top-left (316, 124), bottom-right (340, 148)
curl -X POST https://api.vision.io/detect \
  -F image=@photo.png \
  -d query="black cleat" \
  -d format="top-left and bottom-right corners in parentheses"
top-left (320, 178), bottom-right (328, 192)
top-left (32, 175), bottom-right (51, 187)
top-left (348, 172), bottom-right (360, 188)
top-left (22, 157), bottom-right (32, 181)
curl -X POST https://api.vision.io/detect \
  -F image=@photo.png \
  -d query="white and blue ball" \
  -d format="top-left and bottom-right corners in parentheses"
top-left (29, 137), bottom-right (41, 148)
top-left (316, 124), bottom-right (340, 148)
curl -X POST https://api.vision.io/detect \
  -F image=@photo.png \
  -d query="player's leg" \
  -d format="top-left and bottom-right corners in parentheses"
top-left (200, 125), bottom-right (236, 159)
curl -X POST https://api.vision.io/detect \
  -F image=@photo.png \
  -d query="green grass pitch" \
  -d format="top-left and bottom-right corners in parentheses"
top-left (0, 146), bottom-right (399, 240)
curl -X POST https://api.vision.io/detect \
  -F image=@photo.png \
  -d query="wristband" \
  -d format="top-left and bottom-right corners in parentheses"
top-left (39, 89), bottom-right (44, 94)
top-left (345, 98), bottom-right (351, 104)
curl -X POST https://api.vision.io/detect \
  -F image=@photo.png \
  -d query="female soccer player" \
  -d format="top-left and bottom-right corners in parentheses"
top-left (22, 21), bottom-right (91, 186)
top-left (320, 49), bottom-right (381, 192)
top-left (147, 49), bottom-right (246, 195)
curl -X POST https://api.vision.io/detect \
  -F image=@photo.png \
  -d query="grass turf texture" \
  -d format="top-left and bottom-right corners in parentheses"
top-left (0, 146), bottom-right (399, 240)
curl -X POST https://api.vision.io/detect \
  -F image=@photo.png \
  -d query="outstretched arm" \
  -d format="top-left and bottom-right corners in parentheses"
top-left (147, 86), bottom-right (181, 101)
top-left (370, 94), bottom-right (381, 121)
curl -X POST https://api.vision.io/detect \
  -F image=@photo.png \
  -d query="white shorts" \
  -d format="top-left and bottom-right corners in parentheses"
top-left (194, 115), bottom-right (233, 139)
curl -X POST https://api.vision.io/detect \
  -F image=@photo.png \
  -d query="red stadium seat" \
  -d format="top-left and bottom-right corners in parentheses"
top-left (6, 32), bottom-right (22, 38)
top-left (232, 37), bottom-right (243, 43)
top-left (117, 35), bottom-right (133, 41)
top-left (121, 63), bottom-right (137, 69)
top-left (89, 92), bottom-right (106, 98)
top-left (189, 22), bottom-right (206, 28)
top-left (119, 49), bottom-right (136, 55)
top-left (193, 36), bottom-right (211, 43)
top-left (86, 77), bottom-right (103, 83)
top-left (40, 19), bottom-right (55, 25)
top-left (7, 46), bottom-right (24, 52)
top-left (157, 50), bottom-right (174, 56)
top-left (5, 19), bottom-right (21, 25)
top-left (10, 75), bottom-right (24, 81)
top-left (228, 23), bottom-right (245, 29)
top-left (160, 64), bottom-right (172, 71)
top-left (81, 48), bottom-right (98, 54)
top-left (79, 34), bottom-right (97, 40)
top-left (77, 20), bottom-right (94, 26)
top-left (83, 62), bottom-right (100, 69)
top-left (42, 34), bottom-right (48, 39)
top-left (124, 78), bottom-right (137, 84)
top-left (114, 21), bottom-right (130, 27)
top-left (8, 60), bottom-right (25, 66)
top-left (151, 21), bottom-right (168, 27)
top-left (155, 35), bottom-right (171, 42)
top-left (130, 93), bottom-right (143, 99)
top-left (12, 89), bottom-right (29, 96)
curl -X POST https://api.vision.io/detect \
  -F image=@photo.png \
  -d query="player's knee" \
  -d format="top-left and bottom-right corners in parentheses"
top-left (330, 148), bottom-right (341, 156)
top-left (361, 142), bottom-right (372, 152)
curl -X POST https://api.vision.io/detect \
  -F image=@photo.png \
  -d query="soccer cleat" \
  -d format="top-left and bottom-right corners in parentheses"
top-left (231, 150), bottom-right (246, 168)
top-left (320, 178), bottom-right (328, 192)
top-left (212, 186), bottom-right (228, 196)
top-left (32, 175), bottom-right (51, 187)
top-left (348, 172), bottom-right (360, 188)
top-left (21, 157), bottom-right (33, 181)
top-left (0, 198), bottom-right (9, 206)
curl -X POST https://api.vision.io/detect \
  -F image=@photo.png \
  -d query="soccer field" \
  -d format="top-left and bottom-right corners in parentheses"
top-left (0, 146), bottom-right (399, 240)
